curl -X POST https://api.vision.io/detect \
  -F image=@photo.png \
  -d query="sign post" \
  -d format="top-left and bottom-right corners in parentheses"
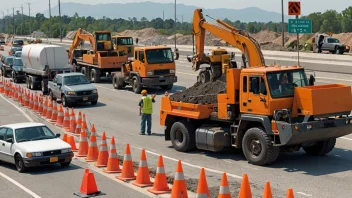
top-left (288, 1), bottom-right (302, 66)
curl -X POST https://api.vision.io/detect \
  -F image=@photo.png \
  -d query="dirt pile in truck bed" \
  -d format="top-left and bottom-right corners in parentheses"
top-left (170, 80), bottom-right (226, 104)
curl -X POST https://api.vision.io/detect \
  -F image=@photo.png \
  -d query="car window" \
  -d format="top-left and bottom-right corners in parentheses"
top-left (15, 126), bottom-right (56, 142)
top-left (0, 128), bottom-right (7, 140)
top-left (57, 76), bottom-right (63, 84)
top-left (5, 129), bottom-right (13, 140)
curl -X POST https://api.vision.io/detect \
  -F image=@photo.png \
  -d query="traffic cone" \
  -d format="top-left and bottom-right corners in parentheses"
top-left (82, 114), bottom-right (88, 134)
top-left (0, 78), bottom-right (3, 94)
top-left (147, 155), bottom-right (171, 195)
top-left (286, 188), bottom-right (294, 198)
top-left (132, 149), bottom-right (153, 187)
top-left (56, 104), bottom-right (64, 127)
top-left (263, 181), bottom-right (272, 198)
top-left (238, 174), bottom-right (252, 198)
top-left (38, 95), bottom-right (43, 114)
top-left (67, 135), bottom-right (78, 152)
top-left (85, 130), bottom-right (99, 162)
top-left (45, 99), bottom-right (53, 120)
top-left (170, 160), bottom-right (188, 198)
top-left (116, 144), bottom-right (136, 182)
top-left (63, 107), bottom-right (70, 130)
top-left (103, 136), bottom-right (121, 173)
top-left (75, 112), bottom-right (82, 135)
top-left (90, 124), bottom-right (97, 138)
top-left (28, 93), bottom-right (33, 109)
top-left (33, 94), bottom-right (38, 111)
top-left (73, 168), bottom-right (105, 197)
top-left (50, 101), bottom-right (58, 123)
top-left (76, 131), bottom-right (89, 157)
top-left (68, 108), bottom-right (76, 133)
top-left (13, 85), bottom-right (18, 101)
top-left (195, 168), bottom-right (210, 198)
top-left (94, 132), bottom-right (108, 167)
top-left (218, 173), bottom-right (231, 198)
top-left (24, 90), bottom-right (29, 106)
top-left (41, 96), bottom-right (47, 117)
top-left (62, 133), bottom-right (68, 143)
top-left (18, 87), bottom-right (22, 104)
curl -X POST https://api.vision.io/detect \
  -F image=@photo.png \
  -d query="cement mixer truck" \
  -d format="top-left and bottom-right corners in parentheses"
top-left (22, 44), bottom-right (72, 93)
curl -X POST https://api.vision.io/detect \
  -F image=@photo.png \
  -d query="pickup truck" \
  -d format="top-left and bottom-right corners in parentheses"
top-left (0, 56), bottom-right (14, 77)
top-left (48, 73), bottom-right (99, 107)
top-left (313, 34), bottom-right (347, 54)
top-left (11, 58), bottom-right (25, 83)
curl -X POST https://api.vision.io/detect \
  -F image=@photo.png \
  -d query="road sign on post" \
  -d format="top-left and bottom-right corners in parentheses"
top-left (288, 1), bottom-right (301, 16)
top-left (288, 19), bottom-right (312, 34)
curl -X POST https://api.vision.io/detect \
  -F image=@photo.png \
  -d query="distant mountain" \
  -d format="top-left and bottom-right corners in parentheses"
top-left (44, 2), bottom-right (291, 23)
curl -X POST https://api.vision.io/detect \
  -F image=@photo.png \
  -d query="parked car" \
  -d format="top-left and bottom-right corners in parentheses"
top-left (48, 73), bottom-right (99, 107)
top-left (0, 56), bottom-right (14, 77)
top-left (14, 51), bottom-right (22, 58)
top-left (12, 39), bottom-right (24, 47)
top-left (313, 34), bottom-right (347, 54)
top-left (9, 46), bottom-right (22, 56)
top-left (0, 45), bottom-right (4, 51)
top-left (11, 58), bottom-right (25, 83)
top-left (0, 122), bottom-right (73, 172)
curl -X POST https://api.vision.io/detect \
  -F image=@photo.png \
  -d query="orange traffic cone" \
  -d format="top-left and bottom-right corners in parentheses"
top-left (196, 168), bottom-right (210, 198)
top-left (56, 104), bottom-right (64, 127)
top-left (286, 188), bottom-right (294, 198)
top-left (28, 93), bottom-right (33, 109)
top-left (238, 174), bottom-right (252, 198)
top-left (41, 96), bottom-right (47, 117)
top-left (90, 124), bottom-right (96, 138)
top-left (75, 112), bottom-right (82, 135)
top-left (62, 133), bottom-right (68, 143)
top-left (63, 107), bottom-right (70, 130)
top-left (38, 95), bottom-right (43, 114)
top-left (147, 155), bottom-right (171, 194)
top-left (218, 173), bottom-right (231, 198)
top-left (50, 101), bottom-right (58, 123)
top-left (94, 132), bottom-right (108, 167)
top-left (18, 87), bottom-right (22, 104)
top-left (85, 130), bottom-right (99, 162)
top-left (170, 160), bottom-right (188, 198)
top-left (132, 149), bottom-right (153, 187)
top-left (263, 181), bottom-right (272, 198)
top-left (67, 135), bottom-right (78, 152)
top-left (116, 144), bottom-right (136, 182)
top-left (103, 136), bottom-right (121, 173)
top-left (69, 108), bottom-right (76, 133)
top-left (33, 94), bottom-right (38, 111)
top-left (24, 90), bottom-right (29, 106)
top-left (76, 131), bottom-right (89, 157)
top-left (82, 114), bottom-right (88, 134)
top-left (0, 78), bottom-right (3, 94)
top-left (45, 99), bottom-right (53, 120)
top-left (13, 85), bottom-right (18, 101)
top-left (74, 168), bottom-right (105, 197)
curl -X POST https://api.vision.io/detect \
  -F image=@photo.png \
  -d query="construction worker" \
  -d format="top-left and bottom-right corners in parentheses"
top-left (139, 90), bottom-right (156, 135)
top-left (175, 48), bottom-right (179, 60)
top-left (136, 37), bottom-right (139, 45)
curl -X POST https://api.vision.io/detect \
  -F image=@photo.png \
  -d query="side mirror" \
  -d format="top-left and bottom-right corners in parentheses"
top-left (57, 82), bottom-right (62, 86)
top-left (56, 133), bottom-right (61, 138)
top-left (6, 138), bottom-right (13, 143)
top-left (309, 74), bottom-right (315, 86)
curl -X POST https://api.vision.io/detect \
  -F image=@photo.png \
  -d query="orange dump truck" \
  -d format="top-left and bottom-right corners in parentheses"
top-left (160, 66), bottom-right (352, 165)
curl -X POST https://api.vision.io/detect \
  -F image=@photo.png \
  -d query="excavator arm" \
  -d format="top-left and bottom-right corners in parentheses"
top-left (192, 9), bottom-right (265, 72)
top-left (68, 28), bottom-right (96, 64)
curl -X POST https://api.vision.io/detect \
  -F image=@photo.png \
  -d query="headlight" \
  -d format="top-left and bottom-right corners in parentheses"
top-left (147, 71), bottom-right (153, 76)
top-left (61, 148), bottom-right (72, 153)
top-left (92, 89), bottom-right (97, 94)
top-left (26, 152), bottom-right (42, 157)
top-left (170, 69), bottom-right (175, 74)
top-left (67, 91), bottom-right (76, 95)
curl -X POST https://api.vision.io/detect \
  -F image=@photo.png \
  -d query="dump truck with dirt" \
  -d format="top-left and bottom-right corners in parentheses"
top-left (159, 9), bottom-right (352, 166)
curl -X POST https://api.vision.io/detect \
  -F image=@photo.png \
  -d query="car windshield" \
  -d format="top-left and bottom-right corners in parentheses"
top-left (15, 126), bottom-right (56, 143)
top-left (267, 69), bottom-right (308, 98)
top-left (13, 40), bottom-right (23, 45)
top-left (328, 38), bottom-right (339, 43)
top-left (145, 48), bottom-right (174, 64)
top-left (13, 59), bottom-right (23, 66)
top-left (6, 57), bottom-right (13, 65)
top-left (64, 75), bottom-right (90, 85)
top-left (15, 52), bottom-right (22, 57)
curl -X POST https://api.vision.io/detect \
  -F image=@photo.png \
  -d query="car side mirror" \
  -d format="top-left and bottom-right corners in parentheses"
top-left (56, 133), bottom-right (61, 138)
top-left (57, 82), bottom-right (62, 86)
top-left (309, 74), bottom-right (315, 86)
top-left (6, 138), bottom-right (13, 143)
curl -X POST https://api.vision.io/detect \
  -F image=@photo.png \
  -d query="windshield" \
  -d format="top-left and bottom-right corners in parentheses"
top-left (13, 59), bottom-right (23, 66)
top-left (6, 58), bottom-right (13, 65)
top-left (13, 40), bottom-right (23, 45)
top-left (116, 37), bottom-right (133, 45)
top-left (64, 75), bottom-right (90, 86)
top-left (96, 33), bottom-right (111, 41)
top-left (146, 48), bottom-right (174, 64)
top-left (15, 126), bottom-right (56, 142)
top-left (267, 69), bottom-right (308, 98)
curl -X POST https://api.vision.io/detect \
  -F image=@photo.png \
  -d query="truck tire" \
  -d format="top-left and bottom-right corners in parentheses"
top-left (90, 69), bottom-right (100, 83)
top-left (132, 77), bottom-right (142, 94)
top-left (170, 120), bottom-right (196, 152)
top-left (199, 70), bottom-right (210, 84)
top-left (113, 74), bottom-right (125, 89)
top-left (302, 138), bottom-right (336, 156)
top-left (242, 127), bottom-right (280, 166)
top-left (81, 67), bottom-right (88, 79)
top-left (160, 84), bottom-right (173, 90)
top-left (41, 80), bottom-right (48, 94)
top-left (61, 95), bottom-right (70, 107)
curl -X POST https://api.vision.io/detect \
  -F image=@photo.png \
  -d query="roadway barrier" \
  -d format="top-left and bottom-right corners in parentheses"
top-left (0, 82), bottom-right (298, 197)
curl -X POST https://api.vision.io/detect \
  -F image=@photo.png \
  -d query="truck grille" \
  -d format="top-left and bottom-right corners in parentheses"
top-left (76, 91), bottom-right (92, 96)
top-left (42, 150), bottom-right (61, 156)
top-left (154, 69), bottom-right (170, 75)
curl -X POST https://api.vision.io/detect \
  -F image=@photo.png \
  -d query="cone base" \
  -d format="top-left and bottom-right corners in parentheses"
top-left (94, 163), bottom-right (107, 167)
top-left (56, 123), bottom-right (63, 127)
top-left (116, 175), bottom-right (136, 182)
top-left (76, 154), bottom-right (88, 157)
top-left (147, 188), bottom-right (171, 195)
top-left (132, 181), bottom-right (153, 188)
top-left (73, 191), bottom-right (106, 198)
top-left (85, 158), bottom-right (98, 162)
top-left (103, 169), bottom-right (121, 174)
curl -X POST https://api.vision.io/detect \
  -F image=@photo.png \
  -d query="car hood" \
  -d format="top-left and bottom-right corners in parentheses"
top-left (17, 138), bottom-right (71, 152)
top-left (64, 84), bottom-right (96, 92)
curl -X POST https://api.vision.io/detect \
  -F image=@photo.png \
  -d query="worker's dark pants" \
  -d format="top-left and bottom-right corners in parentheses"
top-left (175, 53), bottom-right (179, 60)
top-left (141, 113), bottom-right (152, 134)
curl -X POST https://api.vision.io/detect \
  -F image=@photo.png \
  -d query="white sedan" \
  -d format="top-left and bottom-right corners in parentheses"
top-left (0, 122), bottom-right (73, 172)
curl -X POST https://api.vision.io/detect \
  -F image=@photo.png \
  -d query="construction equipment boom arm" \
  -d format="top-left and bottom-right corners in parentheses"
top-left (192, 9), bottom-right (265, 71)
top-left (68, 28), bottom-right (96, 64)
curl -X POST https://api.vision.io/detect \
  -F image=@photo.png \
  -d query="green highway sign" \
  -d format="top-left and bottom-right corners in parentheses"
top-left (288, 19), bottom-right (312, 34)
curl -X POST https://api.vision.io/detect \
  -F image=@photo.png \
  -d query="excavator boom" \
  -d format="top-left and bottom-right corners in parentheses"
top-left (68, 28), bottom-right (96, 64)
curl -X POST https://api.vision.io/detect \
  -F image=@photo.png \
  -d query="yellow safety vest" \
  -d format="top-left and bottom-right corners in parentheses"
top-left (141, 96), bottom-right (153, 114)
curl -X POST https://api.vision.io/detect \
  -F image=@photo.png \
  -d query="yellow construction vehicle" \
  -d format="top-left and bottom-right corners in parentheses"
top-left (68, 28), bottom-right (128, 83)
top-left (112, 35), bottom-right (134, 57)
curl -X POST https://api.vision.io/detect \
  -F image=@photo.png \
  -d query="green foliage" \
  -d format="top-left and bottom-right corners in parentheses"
top-left (0, 6), bottom-right (351, 37)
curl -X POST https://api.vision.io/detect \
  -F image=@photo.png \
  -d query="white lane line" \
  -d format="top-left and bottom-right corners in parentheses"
top-left (340, 137), bottom-right (352, 141)
top-left (315, 77), bottom-right (352, 82)
top-left (0, 94), bottom-right (33, 122)
top-left (0, 172), bottom-right (42, 198)
top-left (297, 192), bottom-right (313, 197)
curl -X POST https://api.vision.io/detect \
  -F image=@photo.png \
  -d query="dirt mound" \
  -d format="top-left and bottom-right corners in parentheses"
top-left (118, 28), bottom-right (160, 43)
top-left (65, 29), bottom-right (90, 39)
top-left (252, 30), bottom-right (280, 44)
top-left (260, 42), bottom-right (294, 51)
top-left (271, 33), bottom-right (296, 46)
top-left (170, 80), bottom-right (226, 104)
top-left (333, 33), bottom-right (352, 46)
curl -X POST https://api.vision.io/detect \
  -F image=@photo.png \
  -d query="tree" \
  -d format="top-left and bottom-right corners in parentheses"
top-left (342, 6), bottom-right (352, 32)
top-left (319, 10), bottom-right (342, 33)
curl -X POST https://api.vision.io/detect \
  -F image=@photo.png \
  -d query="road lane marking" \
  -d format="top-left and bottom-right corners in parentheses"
top-left (297, 192), bottom-right (313, 197)
top-left (315, 77), bottom-right (352, 82)
top-left (0, 94), bottom-right (33, 122)
top-left (0, 172), bottom-right (41, 198)
top-left (340, 137), bottom-right (352, 141)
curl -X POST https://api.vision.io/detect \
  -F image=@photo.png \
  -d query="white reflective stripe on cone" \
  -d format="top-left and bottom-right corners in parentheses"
top-left (139, 160), bottom-right (147, 167)
top-left (89, 141), bottom-right (97, 147)
top-left (174, 172), bottom-right (184, 180)
top-left (76, 124), bottom-right (82, 128)
top-left (109, 152), bottom-right (118, 158)
top-left (124, 154), bottom-right (132, 161)
top-left (195, 193), bottom-right (209, 198)
top-left (58, 112), bottom-right (64, 116)
top-left (219, 186), bottom-right (230, 194)
top-left (100, 146), bottom-right (108, 151)
top-left (64, 117), bottom-right (69, 120)
top-left (156, 167), bottom-right (165, 174)
top-left (80, 137), bottom-right (88, 142)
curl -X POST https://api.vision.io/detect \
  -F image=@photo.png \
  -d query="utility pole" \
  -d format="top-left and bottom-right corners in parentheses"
top-left (181, 15), bottom-right (183, 30)
top-left (49, 0), bottom-right (52, 38)
top-left (1, 11), bottom-right (4, 33)
top-left (28, 3), bottom-right (31, 37)
top-left (163, 10), bottom-right (164, 29)
top-left (58, 0), bottom-right (62, 42)
top-left (281, 0), bottom-right (285, 46)
top-left (13, 7), bottom-right (15, 35)
top-left (174, 0), bottom-right (176, 49)
top-left (21, 5), bottom-right (24, 36)
top-left (7, 9), bottom-right (9, 34)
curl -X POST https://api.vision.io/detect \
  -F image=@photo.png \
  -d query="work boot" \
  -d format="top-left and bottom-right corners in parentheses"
top-left (139, 132), bottom-right (145, 135)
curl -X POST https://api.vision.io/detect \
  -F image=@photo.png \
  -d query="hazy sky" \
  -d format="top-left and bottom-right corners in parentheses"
top-left (1, 0), bottom-right (351, 16)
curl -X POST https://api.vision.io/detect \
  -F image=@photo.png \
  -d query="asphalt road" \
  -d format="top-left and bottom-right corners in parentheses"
top-left (1, 45), bottom-right (352, 198)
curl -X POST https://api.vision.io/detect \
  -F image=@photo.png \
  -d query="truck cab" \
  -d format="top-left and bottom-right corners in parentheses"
top-left (112, 36), bottom-right (134, 57)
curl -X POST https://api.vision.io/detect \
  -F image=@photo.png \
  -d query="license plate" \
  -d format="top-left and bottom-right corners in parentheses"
top-left (83, 97), bottom-right (88, 101)
top-left (50, 157), bottom-right (58, 163)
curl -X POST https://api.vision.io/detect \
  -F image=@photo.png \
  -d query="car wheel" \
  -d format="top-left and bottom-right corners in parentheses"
top-left (91, 100), bottom-right (97, 105)
top-left (15, 154), bottom-right (27, 173)
top-left (12, 71), bottom-right (17, 83)
top-left (49, 90), bottom-right (55, 100)
top-left (62, 95), bottom-right (69, 107)
top-left (60, 161), bottom-right (71, 167)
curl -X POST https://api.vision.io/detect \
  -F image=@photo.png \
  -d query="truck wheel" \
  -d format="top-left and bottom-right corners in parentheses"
top-left (242, 127), bottom-right (280, 166)
top-left (61, 95), bottom-right (70, 107)
top-left (302, 138), bottom-right (336, 156)
top-left (41, 80), bottom-right (48, 94)
top-left (160, 84), bottom-right (173, 90)
top-left (113, 74), bottom-right (125, 89)
top-left (132, 77), bottom-right (142, 94)
top-left (81, 67), bottom-right (88, 78)
top-left (170, 120), bottom-right (196, 152)
top-left (12, 72), bottom-right (17, 83)
top-left (49, 90), bottom-right (56, 100)
top-left (199, 70), bottom-right (210, 84)
top-left (90, 69), bottom-right (100, 83)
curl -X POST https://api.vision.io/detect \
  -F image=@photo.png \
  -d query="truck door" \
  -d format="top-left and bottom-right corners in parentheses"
top-left (241, 75), bottom-right (269, 115)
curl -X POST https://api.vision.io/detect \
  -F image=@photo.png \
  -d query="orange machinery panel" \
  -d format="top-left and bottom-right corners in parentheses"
top-left (293, 84), bottom-right (352, 116)
top-left (97, 55), bottom-right (127, 69)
